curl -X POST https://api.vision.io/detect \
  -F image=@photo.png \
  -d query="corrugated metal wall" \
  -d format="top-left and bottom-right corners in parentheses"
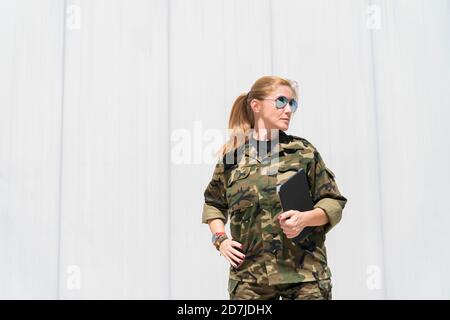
top-left (1, 0), bottom-right (449, 299)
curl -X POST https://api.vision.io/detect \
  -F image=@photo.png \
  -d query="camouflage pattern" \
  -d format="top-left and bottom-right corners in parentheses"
top-left (228, 278), bottom-right (332, 300)
top-left (202, 130), bottom-right (347, 287)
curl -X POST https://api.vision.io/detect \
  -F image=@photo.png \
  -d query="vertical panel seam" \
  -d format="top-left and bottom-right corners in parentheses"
top-left (269, 0), bottom-right (273, 74)
top-left (367, 0), bottom-right (388, 299)
top-left (56, 0), bottom-right (68, 300)
top-left (167, 0), bottom-right (172, 300)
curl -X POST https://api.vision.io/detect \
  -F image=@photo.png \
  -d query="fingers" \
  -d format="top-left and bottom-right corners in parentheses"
top-left (228, 245), bottom-right (245, 264)
top-left (230, 241), bottom-right (245, 258)
top-left (221, 240), bottom-right (245, 268)
top-left (280, 223), bottom-right (292, 233)
top-left (223, 254), bottom-right (237, 268)
top-left (229, 253), bottom-right (243, 264)
top-left (282, 227), bottom-right (304, 239)
top-left (230, 247), bottom-right (245, 260)
top-left (220, 246), bottom-right (237, 267)
top-left (224, 252), bottom-right (241, 268)
top-left (283, 230), bottom-right (295, 238)
top-left (231, 240), bottom-right (243, 249)
top-left (279, 210), bottom-right (295, 221)
top-left (285, 233), bottom-right (294, 238)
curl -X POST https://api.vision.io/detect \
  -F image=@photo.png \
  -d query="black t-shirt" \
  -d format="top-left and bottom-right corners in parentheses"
top-left (250, 138), bottom-right (276, 156)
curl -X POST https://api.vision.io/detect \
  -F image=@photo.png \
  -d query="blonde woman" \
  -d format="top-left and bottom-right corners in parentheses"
top-left (202, 76), bottom-right (347, 300)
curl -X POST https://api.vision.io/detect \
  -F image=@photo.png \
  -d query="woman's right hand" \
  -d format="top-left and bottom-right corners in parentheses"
top-left (219, 239), bottom-right (246, 268)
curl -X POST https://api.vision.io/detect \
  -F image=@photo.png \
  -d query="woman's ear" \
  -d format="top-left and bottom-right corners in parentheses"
top-left (249, 100), bottom-right (260, 113)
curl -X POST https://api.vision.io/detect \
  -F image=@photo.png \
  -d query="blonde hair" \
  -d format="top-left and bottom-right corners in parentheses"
top-left (216, 75), bottom-right (299, 159)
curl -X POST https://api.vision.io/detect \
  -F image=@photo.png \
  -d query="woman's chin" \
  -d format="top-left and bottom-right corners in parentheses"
top-left (278, 122), bottom-right (289, 131)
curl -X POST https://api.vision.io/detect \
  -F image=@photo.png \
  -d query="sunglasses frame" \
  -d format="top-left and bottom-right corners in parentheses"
top-left (261, 95), bottom-right (298, 113)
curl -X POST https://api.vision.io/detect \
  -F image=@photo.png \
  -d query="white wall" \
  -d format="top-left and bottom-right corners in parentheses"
top-left (0, 0), bottom-right (449, 299)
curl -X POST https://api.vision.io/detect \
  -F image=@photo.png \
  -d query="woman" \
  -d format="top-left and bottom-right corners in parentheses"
top-left (201, 76), bottom-right (347, 300)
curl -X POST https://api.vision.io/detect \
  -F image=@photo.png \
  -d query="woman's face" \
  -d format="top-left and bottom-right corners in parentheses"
top-left (251, 85), bottom-right (295, 132)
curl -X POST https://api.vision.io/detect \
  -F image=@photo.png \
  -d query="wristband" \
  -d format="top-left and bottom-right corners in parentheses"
top-left (212, 233), bottom-right (228, 250)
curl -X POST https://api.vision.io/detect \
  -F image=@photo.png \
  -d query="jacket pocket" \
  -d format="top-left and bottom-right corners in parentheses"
top-left (228, 202), bottom-right (255, 248)
top-left (227, 166), bottom-right (252, 187)
top-left (226, 166), bottom-right (255, 210)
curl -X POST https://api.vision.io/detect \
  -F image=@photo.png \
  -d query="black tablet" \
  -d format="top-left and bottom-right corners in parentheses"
top-left (278, 168), bottom-right (315, 243)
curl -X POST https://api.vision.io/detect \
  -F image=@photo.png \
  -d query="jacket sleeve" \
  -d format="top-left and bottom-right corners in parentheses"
top-left (201, 160), bottom-right (229, 224)
top-left (310, 148), bottom-right (348, 234)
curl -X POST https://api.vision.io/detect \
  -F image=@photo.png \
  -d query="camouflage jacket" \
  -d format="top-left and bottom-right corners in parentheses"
top-left (201, 130), bottom-right (347, 285)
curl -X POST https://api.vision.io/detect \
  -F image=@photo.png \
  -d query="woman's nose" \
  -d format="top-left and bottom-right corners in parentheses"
top-left (284, 104), bottom-right (292, 115)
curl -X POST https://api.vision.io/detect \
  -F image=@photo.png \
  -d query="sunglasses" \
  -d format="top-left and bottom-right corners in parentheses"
top-left (262, 96), bottom-right (298, 113)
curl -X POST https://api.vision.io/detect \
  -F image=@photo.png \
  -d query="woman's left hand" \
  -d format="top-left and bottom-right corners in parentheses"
top-left (278, 210), bottom-right (310, 238)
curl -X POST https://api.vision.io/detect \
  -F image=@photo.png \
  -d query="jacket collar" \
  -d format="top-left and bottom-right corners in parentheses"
top-left (222, 129), bottom-right (305, 168)
top-left (236, 129), bottom-right (304, 165)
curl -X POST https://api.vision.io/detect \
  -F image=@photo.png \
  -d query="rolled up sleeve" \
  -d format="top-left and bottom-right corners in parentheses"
top-left (311, 149), bottom-right (347, 234)
top-left (201, 161), bottom-right (229, 224)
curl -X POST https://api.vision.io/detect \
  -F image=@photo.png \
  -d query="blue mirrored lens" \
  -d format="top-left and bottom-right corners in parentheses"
top-left (291, 99), bottom-right (298, 112)
top-left (275, 96), bottom-right (288, 108)
top-left (275, 96), bottom-right (298, 112)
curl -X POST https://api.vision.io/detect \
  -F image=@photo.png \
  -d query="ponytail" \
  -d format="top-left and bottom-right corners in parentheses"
top-left (215, 92), bottom-right (254, 159)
